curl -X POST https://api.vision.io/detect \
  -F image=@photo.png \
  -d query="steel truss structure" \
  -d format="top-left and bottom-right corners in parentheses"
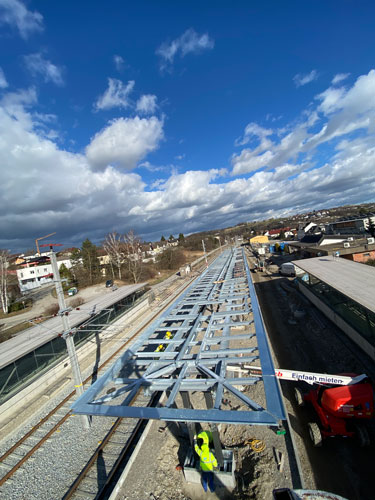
top-left (72, 248), bottom-right (285, 425)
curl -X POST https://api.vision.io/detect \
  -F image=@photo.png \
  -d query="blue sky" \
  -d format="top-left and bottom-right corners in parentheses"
top-left (1, 1), bottom-right (375, 252)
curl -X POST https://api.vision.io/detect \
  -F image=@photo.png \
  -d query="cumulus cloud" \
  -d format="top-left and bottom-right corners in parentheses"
top-left (136, 94), bottom-right (158, 114)
top-left (332, 73), bottom-right (350, 85)
top-left (0, 0), bottom-right (43, 38)
top-left (94, 78), bottom-right (134, 111)
top-left (1, 70), bottom-right (375, 252)
top-left (85, 116), bottom-right (164, 171)
top-left (23, 53), bottom-right (64, 86)
top-left (113, 55), bottom-right (125, 71)
top-left (0, 67), bottom-right (8, 88)
top-left (156, 28), bottom-right (214, 70)
top-left (232, 70), bottom-right (375, 176)
top-left (293, 69), bottom-right (318, 87)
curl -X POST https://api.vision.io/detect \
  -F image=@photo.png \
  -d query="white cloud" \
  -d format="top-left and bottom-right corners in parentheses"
top-left (136, 94), bottom-right (158, 114)
top-left (1, 70), bottom-right (375, 252)
top-left (85, 116), bottom-right (164, 171)
top-left (232, 150), bottom-right (275, 175)
top-left (113, 55), bottom-right (125, 71)
top-left (232, 70), bottom-right (375, 176)
top-left (293, 70), bottom-right (318, 87)
top-left (0, 0), bottom-right (43, 38)
top-left (94, 78), bottom-right (134, 111)
top-left (235, 122), bottom-right (273, 147)
top-left (316, 87), bottom-right (346, 115)
top-left (0, 67), bottom-right (8, 88)
top-left (332, 73), bottom-right (350, 85)
top-left (0, 86), bottom-right (37, 125)
top-left (24, 53), bottom-right (64, 86)
top-left (156, 28), bottom-right (214, 69)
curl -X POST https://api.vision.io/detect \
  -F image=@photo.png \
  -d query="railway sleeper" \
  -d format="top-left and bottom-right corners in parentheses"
top-left (102, 450), bottom-right (121, 457)
top-left (0, 461), bottom-right (13, 471)
top-left (74, 488), bottom-right (97, 498)
top-left (80, 476), bottom-right (106, 486)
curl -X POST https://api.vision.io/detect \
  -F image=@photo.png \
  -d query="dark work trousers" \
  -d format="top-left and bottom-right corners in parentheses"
top-left (201, 471), bottom-right (215, 492)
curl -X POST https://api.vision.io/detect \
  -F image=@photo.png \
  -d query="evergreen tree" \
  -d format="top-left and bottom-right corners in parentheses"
top-left (160, 235), bottom-right (166, 242)
top-left (178, 233), bottom-right (185, 242)
top-left (58, 263), bottom-right (74, 290)
top-left (81, 239), bottom-right (100, 284)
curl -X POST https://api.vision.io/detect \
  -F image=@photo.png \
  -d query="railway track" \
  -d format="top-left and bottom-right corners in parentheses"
top-left (62, 392), bottom-right (160, 500)
top-left (0, 261), bottom-right (211, 491)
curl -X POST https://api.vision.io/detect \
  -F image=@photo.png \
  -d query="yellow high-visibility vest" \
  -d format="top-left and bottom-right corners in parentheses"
top-left (194, 444), bottom-right (217, 472)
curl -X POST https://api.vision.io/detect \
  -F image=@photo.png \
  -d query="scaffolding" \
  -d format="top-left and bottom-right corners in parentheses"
top-left (72, 248), bottom-right (285, 426)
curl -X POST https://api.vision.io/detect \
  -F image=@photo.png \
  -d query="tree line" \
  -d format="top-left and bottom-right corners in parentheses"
top-left (0, 229), bottom-right (224, 314)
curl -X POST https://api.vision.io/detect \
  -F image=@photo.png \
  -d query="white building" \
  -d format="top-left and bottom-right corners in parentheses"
top-left (17, 259), bottom-right (72, 293)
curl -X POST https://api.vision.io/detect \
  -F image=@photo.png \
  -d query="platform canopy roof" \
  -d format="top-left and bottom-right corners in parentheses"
top-left (72, 248), bottom-right (286, 426)
top-left (0, 283), bottom-right (147, 370)
top-left (292, 256), bottom-right (375, 313)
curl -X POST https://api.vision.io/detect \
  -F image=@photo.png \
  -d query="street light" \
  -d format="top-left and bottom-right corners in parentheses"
top-left (201, 239), bottom-right (208, 267)
top-left (215, 235), bottom-right (222, 254)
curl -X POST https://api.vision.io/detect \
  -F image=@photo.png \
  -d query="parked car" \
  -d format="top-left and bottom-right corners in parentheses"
top-left (279, 263), bottom-right (295, 276)
top-left (105, 280), bottom-right (114, 288)
top-left (67, 287), bottom-right (78, 296)
top-left (279, 262), bottom-right (304, 277)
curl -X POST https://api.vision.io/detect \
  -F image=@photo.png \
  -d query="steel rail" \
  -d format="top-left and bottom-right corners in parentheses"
top-left (62, 393), bottom-right (159, 500)
top-left (0, 411), bottom-right (71, 486)
top-left (0, 258), bottom-right (211, 487)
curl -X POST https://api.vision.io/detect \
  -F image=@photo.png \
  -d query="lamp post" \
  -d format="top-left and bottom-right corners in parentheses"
top-left (201, 240), bottom-right (208, 267)
top-left (215, 236), bottom-right (222, 254)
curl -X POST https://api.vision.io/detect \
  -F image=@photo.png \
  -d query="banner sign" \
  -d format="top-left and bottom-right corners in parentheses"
top-left (273, 369), bottom-right (366, 386)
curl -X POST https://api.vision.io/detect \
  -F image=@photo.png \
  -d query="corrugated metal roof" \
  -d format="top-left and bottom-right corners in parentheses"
top-left (291, 256), bottom-right (375, 313)
top-left (0, 283), bottom-right (147, 370)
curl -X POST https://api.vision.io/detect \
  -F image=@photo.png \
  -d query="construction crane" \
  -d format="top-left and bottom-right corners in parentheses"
top-left (35, 232), bottom-right (56, 255)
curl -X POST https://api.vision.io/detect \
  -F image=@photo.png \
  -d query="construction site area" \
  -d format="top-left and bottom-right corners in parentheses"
top-left (0, 245), bottom-right (374, 500)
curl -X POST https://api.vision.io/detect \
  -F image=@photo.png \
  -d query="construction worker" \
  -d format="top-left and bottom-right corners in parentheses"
top-left (197, 430), bottom-right (213, 447)
top-left (194, 433), bottom-right (217, 493)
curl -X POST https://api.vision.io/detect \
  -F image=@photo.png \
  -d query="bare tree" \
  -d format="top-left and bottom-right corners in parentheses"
top-left (103, 232), bottom-right (124, 279)
top-left (0, 250), bottom-right (10, 314)
top-left (124, 230), bottom-right (143, 283)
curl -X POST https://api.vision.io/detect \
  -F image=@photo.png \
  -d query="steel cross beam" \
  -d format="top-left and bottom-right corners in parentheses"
top-left (71, 248), bottom-right (286, 425)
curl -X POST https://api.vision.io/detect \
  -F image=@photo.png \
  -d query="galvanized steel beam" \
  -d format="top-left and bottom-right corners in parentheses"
top-left (72, 248), bottom-right (286, 425)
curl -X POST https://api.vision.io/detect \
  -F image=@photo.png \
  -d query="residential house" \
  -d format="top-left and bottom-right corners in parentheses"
top-left (17, 259), bottom-right (72, 293)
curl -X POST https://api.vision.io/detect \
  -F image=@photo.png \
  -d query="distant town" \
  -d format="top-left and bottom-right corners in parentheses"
top-left (1, 201), bottom-right (374, 327)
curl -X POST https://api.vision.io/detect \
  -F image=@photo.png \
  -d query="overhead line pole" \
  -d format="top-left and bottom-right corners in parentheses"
top-left (201, 240), bottom-right (208, 267)
top-left (46, 244), bottom-right (90, 430)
